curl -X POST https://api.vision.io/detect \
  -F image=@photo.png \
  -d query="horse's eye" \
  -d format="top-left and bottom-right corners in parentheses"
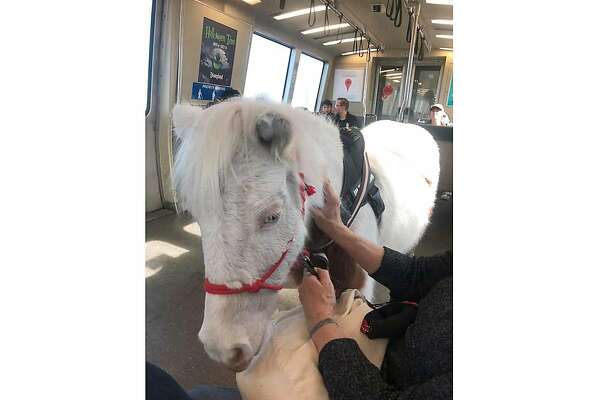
top-left (264, 213), bottom-right (280, 225)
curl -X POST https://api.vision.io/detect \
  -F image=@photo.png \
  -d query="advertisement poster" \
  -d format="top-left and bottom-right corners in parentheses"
top-left (332, 69), bottom-right (365, 102)
top-left (191, 82), bottom-right (228, 101)
top-left (198, 18), bottom-right (237, 86)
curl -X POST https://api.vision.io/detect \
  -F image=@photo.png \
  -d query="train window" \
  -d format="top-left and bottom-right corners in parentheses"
top-left (375, 66), bottom-right (404, 121)
top-left (291, 53), bottom-right (325, 111)
top-left (409, 66), bottom-right (441, 123)
top-left (244, 33), bottom-right (292, 102)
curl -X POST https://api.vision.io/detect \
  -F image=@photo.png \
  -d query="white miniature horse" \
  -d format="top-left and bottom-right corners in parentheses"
top-left (172, 98), bottom-right (439, 371)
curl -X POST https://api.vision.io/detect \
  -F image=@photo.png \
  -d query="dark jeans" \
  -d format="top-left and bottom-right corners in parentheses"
top-left (146, 362), bottom-right (241, 400)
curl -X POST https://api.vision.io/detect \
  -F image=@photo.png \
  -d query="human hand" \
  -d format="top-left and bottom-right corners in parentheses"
top-left (310, 180), bottom-right (344, 239)
top-left (298, 268), bottom-right (336, 331)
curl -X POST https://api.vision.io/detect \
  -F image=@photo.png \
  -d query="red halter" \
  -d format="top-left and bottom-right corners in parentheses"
top-left (203, 173), bottom-right (317, 295)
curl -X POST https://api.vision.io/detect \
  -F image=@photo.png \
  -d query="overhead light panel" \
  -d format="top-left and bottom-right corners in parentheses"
top-left (274, 5), bottom-right (326, 20)
top-left (340, 48), bottom-right (377, 56)
top-left (436, 34), bottom-right (453, 39)
top-left (380, 68), bottom-right (400, 73)
top-left (439, 47), bottom-right (453, 51)
top-left (385, 73), bottom-right (403, 78)
top-left (431, 19), bottom-right (453, 25)
top-left (426, 0), bottom-right (453, 5)
top-left (241, 0), bottom-right (262, 4)
top-left (323, 37), bottom-right (364, 46)
top-left (302, 23), bottom-right (350, 35)
top-left (392, 80), bottom-right (402, 83)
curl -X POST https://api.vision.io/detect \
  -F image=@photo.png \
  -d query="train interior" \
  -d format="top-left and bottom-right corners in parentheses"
top-left (146, 0), bottom-right (453, 388)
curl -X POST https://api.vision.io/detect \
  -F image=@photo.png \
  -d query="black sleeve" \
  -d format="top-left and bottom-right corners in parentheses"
top-left (318, 339), bottom-right (452, 400)
top-left (146, 362), bottom-right (193, 400)
top-left (370, 248), bottom-right (452, 302)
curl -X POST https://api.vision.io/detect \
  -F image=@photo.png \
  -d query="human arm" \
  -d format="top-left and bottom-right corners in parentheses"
top-left (372, 248), bottom-right (452, 301)
top-left (298, 268), bottom-right (344, 352)
top-left (311, 181), bottom-right (385, 275)
top-left (311, 181), bottom-right (452, 301)
top-left (319, 339), bottom-right (452, 400)
top-left (299, 268), bottom-right (452, 400)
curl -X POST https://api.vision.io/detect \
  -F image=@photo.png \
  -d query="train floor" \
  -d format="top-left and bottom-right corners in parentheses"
top-left (145, 197), bottom-right (452, 389)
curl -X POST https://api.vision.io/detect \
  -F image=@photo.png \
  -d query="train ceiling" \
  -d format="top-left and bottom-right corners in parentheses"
top-left (246, 0), bottom-right (453, 57)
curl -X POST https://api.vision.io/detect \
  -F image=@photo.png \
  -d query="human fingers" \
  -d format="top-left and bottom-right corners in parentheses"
top-left (323, 182), bottom-right (340, 208)
top-left (299, 274), bottom-right (323, 305)
top-left (301, 273), bottom-right (322, 290)
top-left (315, 268), bottom-right (335, 291)
top-left (310, 206), bottom-right (325, 221)
top-left (315, 267), bottom-right (330, 281)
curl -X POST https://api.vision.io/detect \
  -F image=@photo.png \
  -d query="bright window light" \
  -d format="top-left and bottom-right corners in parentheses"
top-left (431, 19), bottom-right (453, 25)
top-left (291, 53), bottom-right (325, 111)
top-left (274, 5), bottom-right (326, 20)
top-left (436, 34), bottom-right (453, 39)
top-left (426, 0), bottom-right (452, 5)
top-left (340, 48), bottom-right (377, 56)
top-left (242, 0), bottom-right (262, 5)
top-left (439, 47), bottom-right (453, 51)
top-left (323, 37), bottom-right (364, 46)
top-left (302, 23), bottom-right (350, 35)
top-left (244, 34), bottom-right (291, 101)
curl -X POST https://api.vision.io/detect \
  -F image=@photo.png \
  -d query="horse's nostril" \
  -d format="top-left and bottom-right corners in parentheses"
top-left (227, 344), bottom-right (252, 371)
top-left (230, 346), bottom-right (246, 365)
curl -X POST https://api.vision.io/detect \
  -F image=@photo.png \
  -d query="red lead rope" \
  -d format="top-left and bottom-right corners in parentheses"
top-left (203, 172), bottom-right (317, 295)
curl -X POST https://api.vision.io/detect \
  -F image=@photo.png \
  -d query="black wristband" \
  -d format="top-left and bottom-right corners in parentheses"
top-left (309, 318), bottom-right (339, 338)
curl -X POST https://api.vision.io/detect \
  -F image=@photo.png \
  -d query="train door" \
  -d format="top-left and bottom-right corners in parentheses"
top-left (408, 63), bottom-right (444, 123)
top-left (373, 57), bottom-right (445, 123)
top-left (374, 65), bottom-right (405, 121)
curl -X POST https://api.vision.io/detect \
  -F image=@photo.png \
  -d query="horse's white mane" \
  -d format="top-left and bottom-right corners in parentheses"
top-left (172, 98), bottom-right (339, 219)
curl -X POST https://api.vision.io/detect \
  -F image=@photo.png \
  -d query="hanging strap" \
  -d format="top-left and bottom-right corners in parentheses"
top-left (308, 0), bottom-right (317, 27)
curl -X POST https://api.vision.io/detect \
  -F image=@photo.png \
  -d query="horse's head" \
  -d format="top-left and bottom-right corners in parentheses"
top-left (173, 99), bottom-right (340, 371)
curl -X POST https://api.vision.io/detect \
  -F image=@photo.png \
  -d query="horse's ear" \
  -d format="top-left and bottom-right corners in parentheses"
top-left (255, 112), bottom-right (292, 159)
top-left (172, 104), bottom-right (202, 140)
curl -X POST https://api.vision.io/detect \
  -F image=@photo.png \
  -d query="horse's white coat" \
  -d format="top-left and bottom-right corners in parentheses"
top-left (172, 98), bottom-right (438, 370)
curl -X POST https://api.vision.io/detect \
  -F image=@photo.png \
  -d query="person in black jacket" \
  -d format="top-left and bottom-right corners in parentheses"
top-left (333, 97), bottom-right (363, 130)
top-left (299, 180), bottom-right (452, 400)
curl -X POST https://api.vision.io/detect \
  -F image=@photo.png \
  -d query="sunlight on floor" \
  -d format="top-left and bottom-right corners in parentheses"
top-left (145, 240), bottom-right (190, 278)
top-left (145, 262), bottom-right (163, 278)
top-left (183, 222), bottom-right (201, 237)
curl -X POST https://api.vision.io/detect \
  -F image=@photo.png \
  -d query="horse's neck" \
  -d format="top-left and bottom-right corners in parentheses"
top-left (294, 127), bottom-right (344, 204)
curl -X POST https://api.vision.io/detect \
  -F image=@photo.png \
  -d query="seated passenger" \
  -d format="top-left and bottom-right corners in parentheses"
top-left (430, 103), bottom-right (451, 126)
top-left (319, 99), bottom-right (334, 121)
top-left (333, 97), bottom-right (362, 130)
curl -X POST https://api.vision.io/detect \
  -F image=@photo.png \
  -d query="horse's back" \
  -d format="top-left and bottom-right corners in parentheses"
top-left (361, 121), bottom-right (440, 253)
